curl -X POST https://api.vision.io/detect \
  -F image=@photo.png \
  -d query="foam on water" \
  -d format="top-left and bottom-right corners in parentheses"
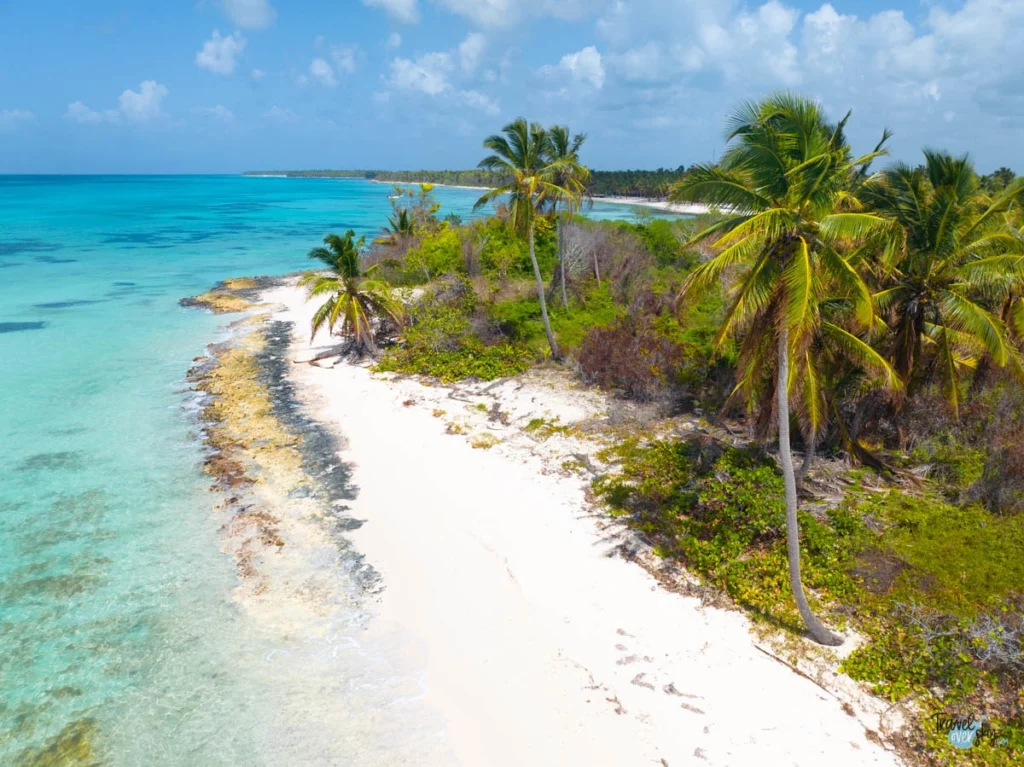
top-left (0, 175), bottom-right (679, 764)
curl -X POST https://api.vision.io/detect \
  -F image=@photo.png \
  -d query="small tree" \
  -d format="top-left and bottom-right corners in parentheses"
top-left (474, 118), bottom-right (577, 360)
top-left (300, 231), bottom-right (405, 355)
top-left (545, 125), bottom-right (590, 309)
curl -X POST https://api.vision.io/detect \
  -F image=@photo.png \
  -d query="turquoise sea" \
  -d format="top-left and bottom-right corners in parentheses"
top-left (0, 175), bottom-right (677, 764)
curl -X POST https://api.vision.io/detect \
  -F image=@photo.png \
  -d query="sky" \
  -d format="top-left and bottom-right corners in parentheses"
top-left (1, 0), bottom-right (1023, 174)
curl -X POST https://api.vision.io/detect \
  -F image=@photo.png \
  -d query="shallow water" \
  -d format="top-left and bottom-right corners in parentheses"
top-left (0, 175), bottom-right (678, 764)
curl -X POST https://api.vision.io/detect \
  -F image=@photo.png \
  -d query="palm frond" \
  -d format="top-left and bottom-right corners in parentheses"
top-left (939, 289), bottom-right (1011, 366)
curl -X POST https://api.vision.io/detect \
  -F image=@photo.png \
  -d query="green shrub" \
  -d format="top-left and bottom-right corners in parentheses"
top-left (617, 219), bottom-right (698, 268)
top-left (403, 226), bottom-right (463, 281)
top-left (489, 295), bottom-right (544, 343)
top-left (376, 278), bottom-right (534, 382)
top-left (593, 439), bottom-right (865, 619)
top-left (550, 283), bottom-right (623, 350)
top-left (377, 338), bottom-right (532, 383)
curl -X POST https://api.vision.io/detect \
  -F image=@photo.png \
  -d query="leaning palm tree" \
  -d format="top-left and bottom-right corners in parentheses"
top-left (670, 93), bottom-right (894, 646)
top-left (299, 231), bottom-right (405, 355)
top-left (858, 151), bottom-right (1024, 413)
top-left (474, 118), bottom-right (575, 360)
top-left (545, 125), bottom-right (590, 309)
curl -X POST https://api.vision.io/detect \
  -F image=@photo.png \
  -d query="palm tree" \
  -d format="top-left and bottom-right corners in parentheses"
top-left (858, 151), bottom-right (1024, 413)
top-left (374, 208), bottom-right (415, 247)
top-left (670, 93), bottom-right (895, 646)
top-left (299, 231), bottom-right (405, 355)
top-left (474, 118), bottom-right (577, 360)
top-left (545, 125), bottom-right (590, 309)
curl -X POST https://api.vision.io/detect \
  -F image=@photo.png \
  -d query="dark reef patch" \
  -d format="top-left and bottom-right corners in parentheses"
top-left (15, 452), bottom-right (85, 472)
top-left (33, 256), bottom-right (77, 265)
top-left (255, 320), bottom-right (376, 588)
top-left (0, 322), bottom-right (47, 334)
top-left (211, 200), bottom-right (274, 213)
top-left (33, 300), bottom-right (107, 310)
top-left (111, 281), bottom-right (137, 287)
top-left (0, 240), bottom-right (62, 256)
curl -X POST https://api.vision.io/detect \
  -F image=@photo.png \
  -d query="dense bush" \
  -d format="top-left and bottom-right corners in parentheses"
top-left (376, 277), bottom-right (533, 382)
top-left (577, 317), bottom-right (683, 401)
top-left (476, 217), bottom-right (529, 278)
top-left (403, 226), bottom-right (463, 281)
top-left (594, 439), bottom-right (865, 618)
top-left (615, 219), bottom-right (698, 268)
top-left (488, 295), bottom-right (545, 343)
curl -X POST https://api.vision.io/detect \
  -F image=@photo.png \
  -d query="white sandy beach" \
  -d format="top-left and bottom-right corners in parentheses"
top-left (595, 196), bottom-right (720, 216)
top-left (260, 279), bottom-right (905, 767)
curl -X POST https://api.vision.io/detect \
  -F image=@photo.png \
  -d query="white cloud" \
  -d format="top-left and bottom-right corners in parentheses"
top-left (362, 0), bottom-right (419, 24)
top-left (360, 0), bottom-right (603, 28)
top-left (191, 104), bottom-right (235, 122)
top-left (388, 52), bottom-right (453, 95)
top-left (196, 30), bottom-right (246, 76)
top-left (118, 80), bottom-right (169, 121)
top-left (64, 101), bottom-right (120, 124)
top-left (387, 32), bottom-right (402, 49)
top-left (0, 109), bottom-right (34, 130)
top-left (545, 46), bottom-right (605, 89)
top-left (65, 80), bottom-right (169, 125)
top-left (372, 91), bottom-right (392, 105)
top-left (310, 57), bottom-right (337, 87)
top-left (437, 0), bottom-right (509, 27)
top-left (264, 105), bottom-right (299, 122)
top-left (435, 0), bottom-right (603, 28)
top-left (332, 45), bottom-right (358, 75)
top-left (459, 32), bottom-right (487, 74)
top-left (612, 42), bottom-right (663, 81)
top-left (461, 89), bottom-right (499, 115)
top-left (220, 0), bottom-right (275, 30)
top-left (305, 44), bottom-right (358, 87)
top-left (251, 68), bottom-right (266, 80)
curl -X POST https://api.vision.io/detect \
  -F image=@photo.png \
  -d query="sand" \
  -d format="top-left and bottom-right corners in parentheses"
top-left (258, 279), bottom-right (905, 767)
top-left (595, 196), bottom-right (724, 216)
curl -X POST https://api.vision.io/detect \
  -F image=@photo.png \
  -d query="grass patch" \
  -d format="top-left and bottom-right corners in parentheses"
top-left (524, 417), bottom-right (573, 439)
top-left (470, 433), bottom-right (500, 450)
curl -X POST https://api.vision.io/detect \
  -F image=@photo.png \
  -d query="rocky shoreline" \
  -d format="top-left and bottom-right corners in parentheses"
top-left (184, 282), bottom-right (377, 626)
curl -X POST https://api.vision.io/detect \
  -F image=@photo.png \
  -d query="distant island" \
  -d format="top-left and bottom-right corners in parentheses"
top-left (242, 168), bottom-right (692, 199)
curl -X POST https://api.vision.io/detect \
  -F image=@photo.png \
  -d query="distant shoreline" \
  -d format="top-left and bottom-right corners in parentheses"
top-left (243, 173), bottom-right (712, 216)
top-left (378, 180), bottom-right (713, 216)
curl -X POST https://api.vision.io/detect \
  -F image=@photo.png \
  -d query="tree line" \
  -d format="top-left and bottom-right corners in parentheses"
top-left (242, 167), bottom-right (695, 199)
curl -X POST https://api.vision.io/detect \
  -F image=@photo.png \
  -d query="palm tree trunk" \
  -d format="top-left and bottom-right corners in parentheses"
top-left (530, 223), bottom-right (560, 360)
top-left (777, 327), bottom-right (841, 646)
top-left (558, 214), bottom-right (568, 310)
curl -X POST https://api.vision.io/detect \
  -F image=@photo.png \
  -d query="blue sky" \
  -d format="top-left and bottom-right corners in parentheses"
top-left (1, 0), bottom-right (1023, 174)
